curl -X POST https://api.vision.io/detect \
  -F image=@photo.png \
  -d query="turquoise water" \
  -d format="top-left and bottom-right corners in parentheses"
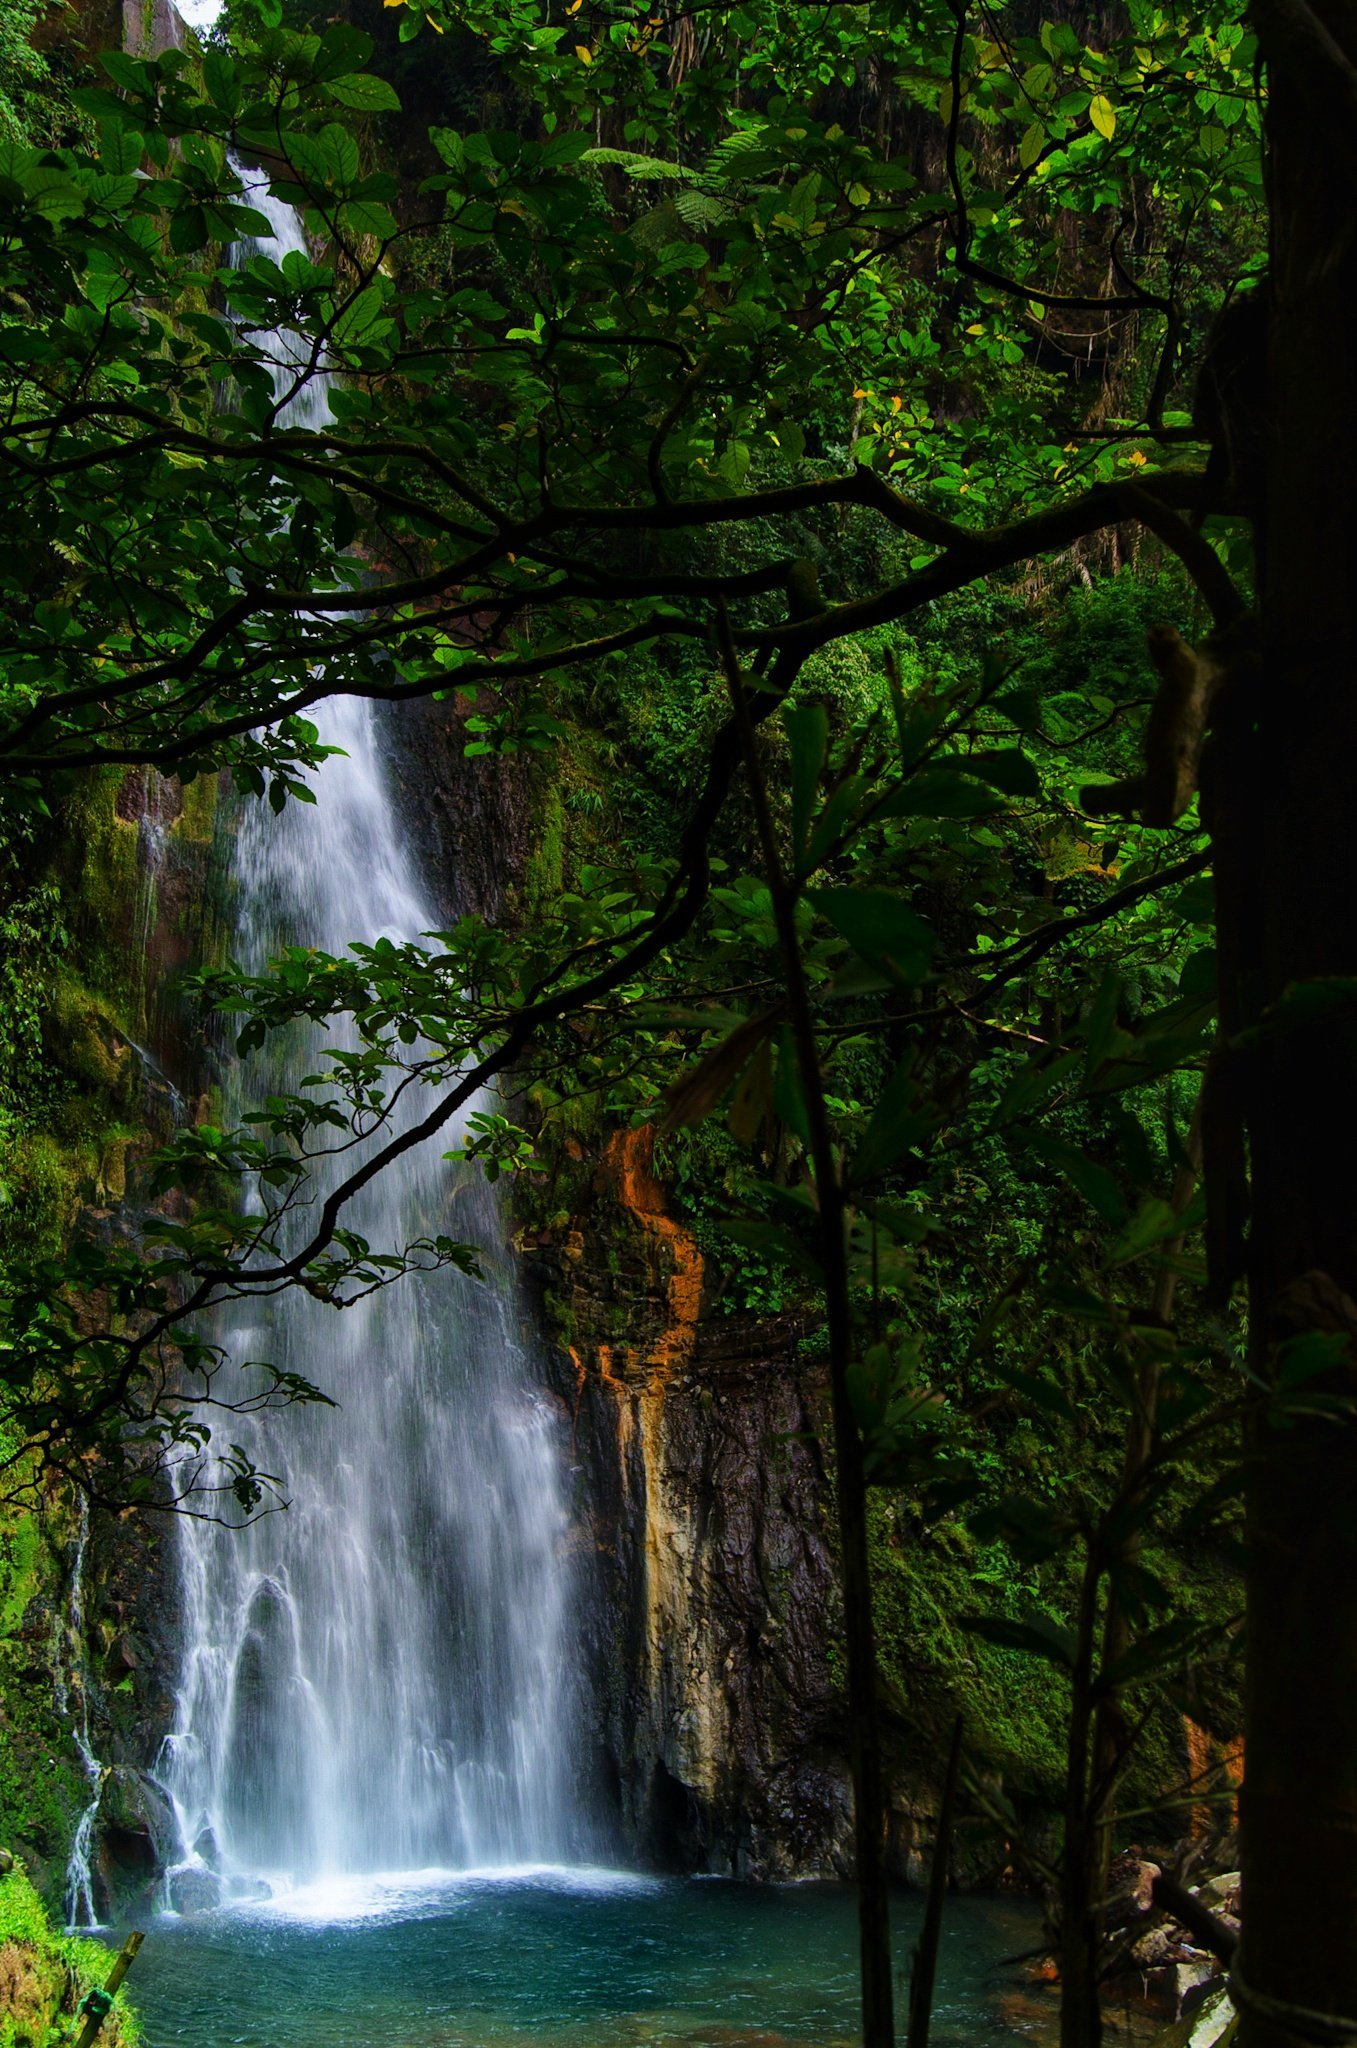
top-left (116, 1867), bottom-right (1051, 2048)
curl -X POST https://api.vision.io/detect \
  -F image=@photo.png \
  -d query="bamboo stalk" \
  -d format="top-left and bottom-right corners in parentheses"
top-left (73, 1929), bottom-right (143, 2048)
top-left (717, 607), bottom-right (895, 2048)
top-left (907, 1716), bottom-right (964, 2048)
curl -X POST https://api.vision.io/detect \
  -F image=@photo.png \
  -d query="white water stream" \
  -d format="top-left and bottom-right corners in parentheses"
top-left (57, 1497), bottom-right (103, 1929)
top-left (152, 175), bottom-right (579, 1908)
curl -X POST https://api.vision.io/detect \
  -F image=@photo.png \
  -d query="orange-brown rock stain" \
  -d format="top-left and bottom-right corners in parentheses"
top-left (573, 1124), bottom-right (722, 1798)
top-left (1183, 1716), bottom-right (1243, 1836)
top-left (599, 1123), bottom-right (705, 1381)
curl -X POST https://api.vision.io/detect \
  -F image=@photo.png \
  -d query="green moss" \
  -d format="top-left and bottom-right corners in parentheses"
top-left (61, 776), bottom-right (147, 1034)
top-left (0, 1481), bottom-right (85, 1907)
top-left (522, 779), bottom-right (565, 920)
top-left (868, 1500), bottom-right (1072, 1801)
top-left (174, 770), bottom-right (220, 847)
top-left (0, 1864), bottom-right (139, 2047)
top-left (0, 762), bottom-right (165, 1902)
top-left (0, 1517), bottom-right (39, 1642)
top-left (864, 1493), bottom-right (1232, 1849)
top-left (0, 976), bottom-right (140, 1262)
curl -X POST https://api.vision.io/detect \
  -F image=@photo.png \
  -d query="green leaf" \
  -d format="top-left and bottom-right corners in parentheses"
top-left (660, 1007), bottom-right (784, 1129)
top-left (784, 704), bottom-right (828, 864)
top-left (963, 747), bottom-right (1040, 797)
top-left (774, 420), bottom-right (806, 462)
top-left (773, 1027), bottom-right (810, 1147)
top-left (994, 1051), bottom-right (1080, 1125)
top-left (17, 167), bottom-right (85, 222)
top-left (718, 1219), bottom-right (821, 1280)
top-left (848, 1053), bottom-right (934, 1188)
top-left (339, 200), bottom-right (399, 239)
top-left (1089, 93), bottom-right (1117, 139)
top-left (326, 73), bottom-right (403, 112)
top-left (1083, 967), bottom-right (1125, 1079)
top-left (1105, 1196), bottom-right (1174, 1266)
top-left (961, 1612), bottom-right (1077, 1670)
top-left (877, 769), bottom-right (1003, 821)
top-left (1019, 1129), bottom-right (1126, 1225)
top-left (675, 188), bottom-right (733, 231)
top-left (312, 23), bottom-right (375, 79)
top-left (992, 686), bottom-right (1042, 734)
top-left (98, 120), bottom-right (145, 174)
top-left (804, 774), bottom-right (866, 869)
top-left (1170, 874), bottom-right (1215, 927)
top-left (331, 284), bottom-right (393, 347)
top-left (581, 147), bottom-right (693, 179)
top-left (1232, 976), bottom-right (1357, 1050)
top-left (1179, 946), bottom-right (1216, 997)
top-left (806, 888), bottom-right (934, 984)
top-left (971, 1492), bottom-right (1076, 1562)
top-left (980, 1356), bottom-right (1075, 1423)
top-left (1098, 1618), bottom-right (1205, 1692)
top-left (203, 48), bottom-right (240, 116)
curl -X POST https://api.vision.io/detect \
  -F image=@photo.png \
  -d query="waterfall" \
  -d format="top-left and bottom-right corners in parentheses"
top-left (157, 171), bottom-right (578, 1905)
top-left (57, 1496), bottom-right (104, 1928)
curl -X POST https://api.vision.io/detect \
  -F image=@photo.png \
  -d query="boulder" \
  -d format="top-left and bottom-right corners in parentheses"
top-left (1190, 1988), bottom-right (1239, 2048)
top-left (1149, 1984), bottom-right (1238, 2048)
top-left (166, 1866), bottom-right (222, 1916)
top-left (1198, 1870), bottom-right (1241, 1911)
top-left (1107, 1853), bottom-right (1162, 1931)
top-left (1179, 1960), bottom-right (1220, 2018)
top-left (1131, 1924), bottom-right (1180, 1970)
top-left (98, 1768), bottom-right (176, 1872)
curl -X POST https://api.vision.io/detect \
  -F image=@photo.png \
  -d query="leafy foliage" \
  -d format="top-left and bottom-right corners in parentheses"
top-left (0, 2), bottom-right (1284, 2029)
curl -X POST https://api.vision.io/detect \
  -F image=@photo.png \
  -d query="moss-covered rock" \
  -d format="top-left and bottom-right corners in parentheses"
top-left (0, 751), bottom-right (224, 1907)
top-left (0, 1500), bottom-right (86, 1906)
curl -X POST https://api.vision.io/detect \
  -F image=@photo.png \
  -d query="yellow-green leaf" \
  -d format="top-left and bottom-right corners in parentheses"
top-left (1019, 121), bottom-right (1046, 169)
top-left (1089, 93), bottom-right (1116, 139)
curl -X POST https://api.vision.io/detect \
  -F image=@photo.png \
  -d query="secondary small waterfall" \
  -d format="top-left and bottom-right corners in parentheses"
top-left (57, 1496), bottom-right (103, 1929)
top-left (158, 173), bottom-right (578, 1901)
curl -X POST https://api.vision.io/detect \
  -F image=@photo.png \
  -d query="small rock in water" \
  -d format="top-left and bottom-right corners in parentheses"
top-left (226, 1876), bottom-right (271, 1904)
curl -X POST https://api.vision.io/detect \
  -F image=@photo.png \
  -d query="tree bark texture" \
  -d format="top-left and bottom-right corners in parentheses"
top-left (1237, 6), bottom-right (1357, 2039)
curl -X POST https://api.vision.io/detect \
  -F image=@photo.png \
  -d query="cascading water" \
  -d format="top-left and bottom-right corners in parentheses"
top-left (56, 1496), bottom-right (104, 1929)
top-left (157, 172), bottom-right (578, 1905)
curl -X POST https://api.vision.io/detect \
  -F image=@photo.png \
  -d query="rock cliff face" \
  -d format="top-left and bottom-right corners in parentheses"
top-left (64, 766), bottom-right (223, 1918)
top-left (528, 1125), bottom-right (859, 1879)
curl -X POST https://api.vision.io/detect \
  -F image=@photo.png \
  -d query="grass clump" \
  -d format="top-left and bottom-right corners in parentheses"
top-left (0, 1862), bottom-right (139, 2047)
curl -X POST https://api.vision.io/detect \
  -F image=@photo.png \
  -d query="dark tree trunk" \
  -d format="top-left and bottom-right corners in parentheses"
top-left (1236, 5), bottom-right (1357, 2039)
top-left (720, 629), bottom-right (895, 2048)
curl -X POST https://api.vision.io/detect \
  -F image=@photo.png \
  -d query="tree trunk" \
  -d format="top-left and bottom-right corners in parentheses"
top-left (720, 626), bottom-right (895, 2047)
top-left (1059, 1546), bottom-right (1104, 2048)
top-left (1236, 6), bottom-right (1357, 2038)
